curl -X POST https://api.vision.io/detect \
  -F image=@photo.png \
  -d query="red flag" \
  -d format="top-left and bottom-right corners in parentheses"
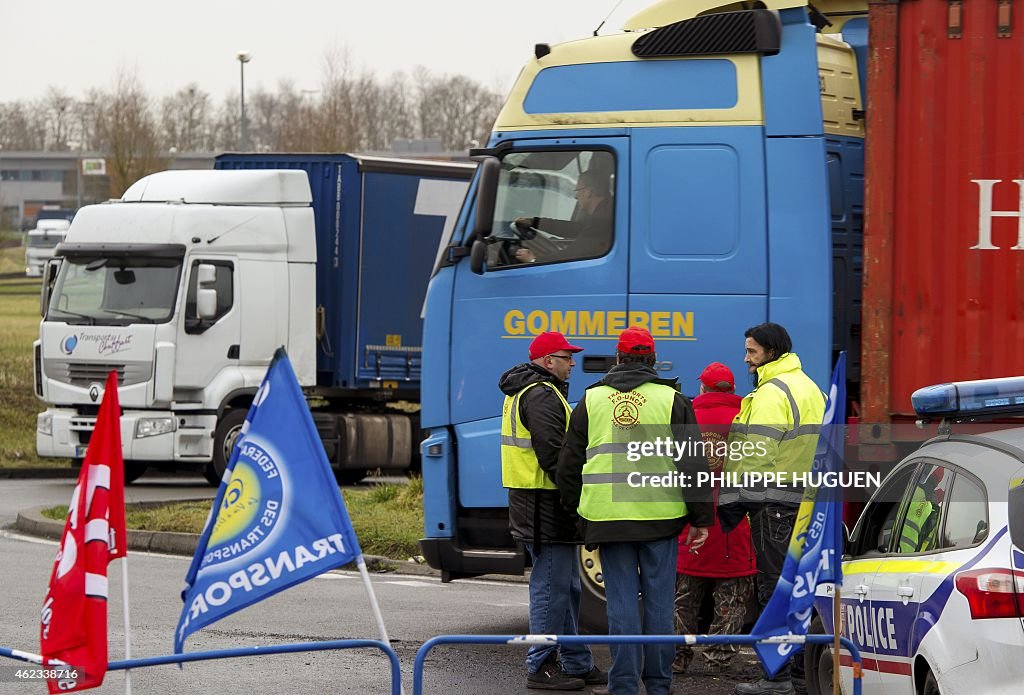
top-left (40, 371), bottom-right (127, 693)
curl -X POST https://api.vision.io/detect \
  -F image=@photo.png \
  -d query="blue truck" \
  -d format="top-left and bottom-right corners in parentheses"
top-left (418, 0), bottom-right (866, 593)
top-left (36, 153), bottom-right (472, 484)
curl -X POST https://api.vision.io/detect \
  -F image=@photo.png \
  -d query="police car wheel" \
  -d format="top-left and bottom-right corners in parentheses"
top-left (923, 670), bottom-right (940, 695)
top-left (804, 615), bottom-right (833, 695)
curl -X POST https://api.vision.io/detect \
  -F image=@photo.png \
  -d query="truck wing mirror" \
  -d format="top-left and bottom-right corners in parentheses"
top-left (196, 263), bottom-right (218, 319)
top-left (39, 257), bottom-right (62, 317)
top-left (469, 239), bottom-right (487, 275)
top-left (471, 156), bottom-right (500, 241)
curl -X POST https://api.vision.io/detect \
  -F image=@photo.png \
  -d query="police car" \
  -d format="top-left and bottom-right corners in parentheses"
top-left (806, 377), bottom-right (1024, 695)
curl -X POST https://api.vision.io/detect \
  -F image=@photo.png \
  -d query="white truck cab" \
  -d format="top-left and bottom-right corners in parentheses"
top-left (25, 219), bottom-right (71, 277)
top-left (34, 170), bottom-right (316, 482)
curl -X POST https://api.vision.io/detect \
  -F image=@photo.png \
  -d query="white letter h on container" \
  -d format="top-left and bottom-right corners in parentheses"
top-left (972, 179), bottom-right (1024, 250)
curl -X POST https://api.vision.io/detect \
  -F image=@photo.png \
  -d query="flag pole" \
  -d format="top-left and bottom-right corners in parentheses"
top-left (355, 554), bottom-right (405, 695)
top-left (355, 555), bottom-right (391, 645)
top-left (121, 558), bottom-right (133, 695)
top-left (832, 586), bottom-right (841, 695)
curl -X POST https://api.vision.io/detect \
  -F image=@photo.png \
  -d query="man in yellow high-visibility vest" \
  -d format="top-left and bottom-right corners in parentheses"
top-left (500, 331), bottom-right (607, 691)
top-left (719, 322), bottom-right (826, 695)
top-left (557, 326), bottom-right (713, 695)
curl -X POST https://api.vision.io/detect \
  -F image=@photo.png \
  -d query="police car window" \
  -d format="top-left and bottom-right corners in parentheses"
top-left (849, 463), bottom-right (918, 557)
top-left (485, 150), bottom-right (615, 269)
top-left (940, 472), bottom-right (988, 549)
top-left (894, 463), bottom-right (951, 554)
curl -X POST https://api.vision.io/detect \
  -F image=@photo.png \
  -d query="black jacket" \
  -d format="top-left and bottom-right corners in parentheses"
top-left (556, 363), bottom-right (715, 546)
top-left (537, 196), bottom-right (613, 261)
top-left (498, 363), bottom-right (582, 544)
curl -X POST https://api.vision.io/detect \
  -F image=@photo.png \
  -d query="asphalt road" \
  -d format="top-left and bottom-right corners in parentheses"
top-left (0, 478), bottom-right (750, 694)
top-left (0, 476), bottom-right (215, 526)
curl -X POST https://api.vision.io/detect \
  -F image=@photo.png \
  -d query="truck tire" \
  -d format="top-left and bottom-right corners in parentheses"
top-left (124, 461), bottom-right (148, 484)
top-left (203, 409), bottom-right (247, 487)
top-left (579, 546), bottom-right (609, 634)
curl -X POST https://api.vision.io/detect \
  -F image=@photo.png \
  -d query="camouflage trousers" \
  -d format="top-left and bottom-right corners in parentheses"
top-left (673, 573), bottom-right (755, 672)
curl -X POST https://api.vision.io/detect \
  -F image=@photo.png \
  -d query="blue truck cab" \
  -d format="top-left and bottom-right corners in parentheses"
top-left (420, 0), bottom-right (867, 580)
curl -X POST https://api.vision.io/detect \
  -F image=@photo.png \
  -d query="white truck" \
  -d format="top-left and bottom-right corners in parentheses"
top-left (25, 219), bottom-right (72, 277)
top-left (35, 157), bottom-right (472, 484)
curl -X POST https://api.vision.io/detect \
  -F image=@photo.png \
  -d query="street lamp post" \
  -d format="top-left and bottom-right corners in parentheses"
top-left (237, 50), bottom-right (252, 151)
top-left (76, 101), bottom-right (95, 210)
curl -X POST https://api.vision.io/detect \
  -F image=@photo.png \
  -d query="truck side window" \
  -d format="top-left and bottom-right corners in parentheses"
top-left (940, 472), bottom-right (988, 549)
top-left (894, 463), bottom-right (951, 554)
top-left (185, 260), bottom-right (234, 334)
top-left (485, 149), bottom-right (614, 269)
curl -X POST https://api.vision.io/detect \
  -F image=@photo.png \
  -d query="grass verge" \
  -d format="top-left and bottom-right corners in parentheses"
top-left (41, 477), bottom-right (425, 560)
top-left (0, 249), bottom-right (56, 468)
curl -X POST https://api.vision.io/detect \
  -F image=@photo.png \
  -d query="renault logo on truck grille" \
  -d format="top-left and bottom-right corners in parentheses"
top-left (89, 384), bottom-right (100, 402)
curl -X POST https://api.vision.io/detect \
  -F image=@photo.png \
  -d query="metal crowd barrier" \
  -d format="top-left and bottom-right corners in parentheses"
top-left (412, 633), bottom-right (863, 695)
top-left (1, 639), bottom-right (402, 695)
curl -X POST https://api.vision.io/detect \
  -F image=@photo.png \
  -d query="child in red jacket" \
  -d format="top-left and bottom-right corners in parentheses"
top-left (674, 363), bottom-right (756, 676)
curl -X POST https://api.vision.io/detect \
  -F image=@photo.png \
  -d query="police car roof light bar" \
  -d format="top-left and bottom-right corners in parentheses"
top-left (912, 376), bottom-right (1024, 425)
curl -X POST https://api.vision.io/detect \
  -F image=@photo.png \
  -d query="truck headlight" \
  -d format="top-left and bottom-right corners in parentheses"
top-left (37, 412), bottom-right (53, 436)
top-left (135, 417), bottom-right (176, 439)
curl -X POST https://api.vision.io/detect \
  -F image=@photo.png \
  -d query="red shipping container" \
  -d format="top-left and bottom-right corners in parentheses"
top-left (862, 0), bottom-right (1024, 440)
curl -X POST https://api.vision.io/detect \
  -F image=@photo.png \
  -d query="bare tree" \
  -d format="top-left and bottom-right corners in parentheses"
top-left (161, 84), bottom-right (211, 151)
top-left (41, 87), bottom-right (75, 150)
top-left (0, 102), bottom-right (47, 150)
top-left (0, 56), bottom-right (502, 161)
top-left (316, 50), bottom-right (360, 151)
top-left (92, 72), bottom-right (166, 197)
top-left (416, 70), bottom-right (502, 150)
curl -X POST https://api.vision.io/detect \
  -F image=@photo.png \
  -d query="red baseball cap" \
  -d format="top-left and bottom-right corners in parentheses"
top-left (617, 326), bottom-right (655, 354)
top-left (529, 331), bottom-right (584, 360)
top-left (699, 362), bottom-right (735, 392)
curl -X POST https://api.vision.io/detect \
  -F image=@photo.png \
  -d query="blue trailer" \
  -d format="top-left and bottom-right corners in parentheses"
top-left (215, 153), bottom-right (473, 483)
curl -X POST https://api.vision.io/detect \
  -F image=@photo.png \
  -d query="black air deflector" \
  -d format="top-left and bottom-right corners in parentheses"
top-left (631, 10), bottom-right (782, 58)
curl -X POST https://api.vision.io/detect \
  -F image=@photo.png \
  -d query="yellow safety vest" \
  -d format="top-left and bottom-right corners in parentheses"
top-left (899, 487), bottom-right (937, 553)
top-left (724, 353), bottom-right (826, 506)
top-left (501, 381), bottom-right (571, 489)
top-left (579, 382), bottom-right (688, 522)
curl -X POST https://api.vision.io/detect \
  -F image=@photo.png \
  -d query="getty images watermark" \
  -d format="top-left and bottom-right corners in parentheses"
top-left (622, 437), bottom-right (882, 490)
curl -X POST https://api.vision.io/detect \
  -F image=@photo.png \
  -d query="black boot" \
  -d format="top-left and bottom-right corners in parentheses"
top-left (527, 655), bottom-right (586, 691)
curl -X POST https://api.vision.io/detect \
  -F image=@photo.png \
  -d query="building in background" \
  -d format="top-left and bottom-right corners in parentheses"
top-left (0, 151), bottom-right (215, 230)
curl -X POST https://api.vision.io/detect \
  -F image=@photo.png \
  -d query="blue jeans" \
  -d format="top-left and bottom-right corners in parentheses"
top-left (600, 537), bottom-right (677, 695)
top-left (525, 543), bottom-right (593, 675)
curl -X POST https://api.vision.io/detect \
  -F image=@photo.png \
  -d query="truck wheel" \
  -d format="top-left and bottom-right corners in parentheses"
top-left (579, 546), bottom-right (609, 634)
top-left (923, 670), bottom-right (941, 695)
top-left (124, 461), bottom-right (148, 484)
top-left (804, 614), bottom-right (833, 695)
top-left (203, 409), bottom-right (247, 486)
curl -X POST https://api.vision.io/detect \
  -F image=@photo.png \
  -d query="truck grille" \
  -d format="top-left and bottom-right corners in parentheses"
top-left (44, 360), bottom-right (151, 387)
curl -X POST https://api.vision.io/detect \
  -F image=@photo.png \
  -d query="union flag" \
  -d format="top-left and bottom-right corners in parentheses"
top-left (40, 370), bottom-right (127, 693)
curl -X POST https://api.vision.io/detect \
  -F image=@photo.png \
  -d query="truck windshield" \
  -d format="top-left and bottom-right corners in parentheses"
top-left (27, 234), bottom-right (65, 249)
top-left (47, 256), bottom-right (183, 325)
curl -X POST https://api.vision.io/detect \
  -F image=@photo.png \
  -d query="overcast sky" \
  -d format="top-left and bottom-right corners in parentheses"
top-left (1, 1), bottom-right (654, 103)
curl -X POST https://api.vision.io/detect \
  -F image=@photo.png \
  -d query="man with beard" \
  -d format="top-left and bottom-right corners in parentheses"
top-left (719, 323), bottom-right (826, 695)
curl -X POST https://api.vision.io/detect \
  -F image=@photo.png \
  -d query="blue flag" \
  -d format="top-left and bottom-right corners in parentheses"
top-left (175, 349), bottom-right (362, 653)
top-left (753, 352), bottom-right (847, 676)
